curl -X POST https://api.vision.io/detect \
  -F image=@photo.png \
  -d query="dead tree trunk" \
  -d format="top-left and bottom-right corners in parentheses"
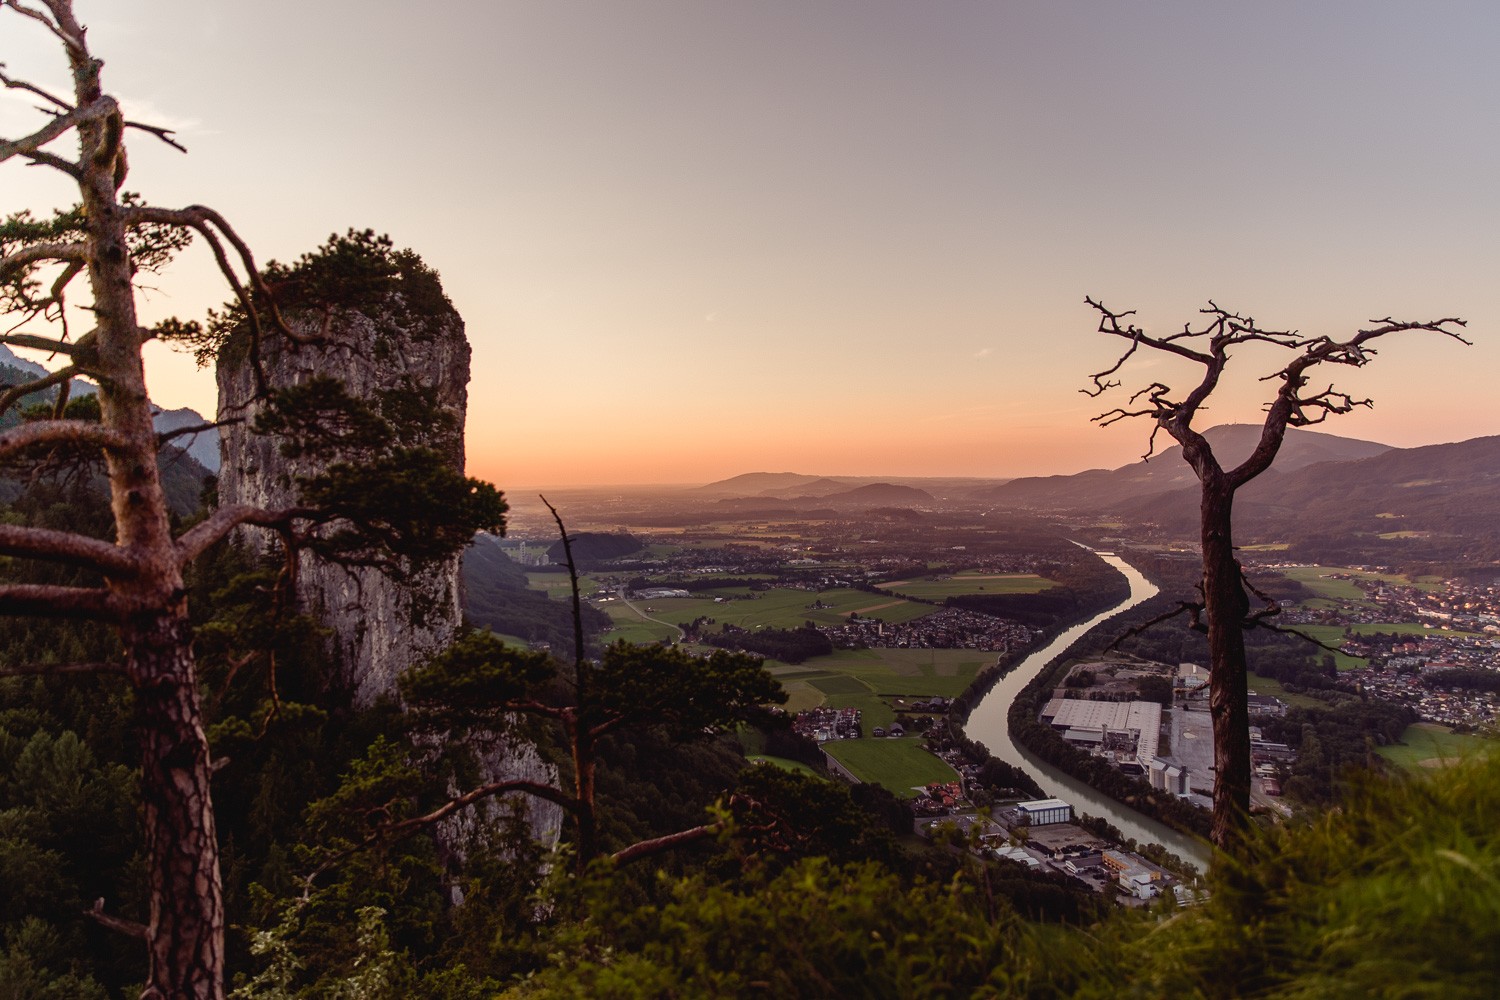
top-left (1084, 297), bottom-right (1467, 856)
top-left (1199, 480), bottom-right (1252, 848)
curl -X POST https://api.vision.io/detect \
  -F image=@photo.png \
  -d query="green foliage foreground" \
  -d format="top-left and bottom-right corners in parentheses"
top-left (499, 753), bottom-right (1500, 999)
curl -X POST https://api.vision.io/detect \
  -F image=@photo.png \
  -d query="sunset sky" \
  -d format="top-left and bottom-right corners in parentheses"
top-left (4, 1), bottom-right (1498, 488)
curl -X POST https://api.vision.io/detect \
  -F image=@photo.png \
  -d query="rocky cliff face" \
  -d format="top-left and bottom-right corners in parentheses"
top-left (217, 270), bottom-right (564, 850)
top-left (217, 300), bottom-right (471, 705)
top-left (211, 238), bottom-right (564, 857)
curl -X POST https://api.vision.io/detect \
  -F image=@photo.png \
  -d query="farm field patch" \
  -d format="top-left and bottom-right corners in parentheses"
top-left (526, 573), bottom-right (600, 599)
top-left (746, 756), bottom-right (819, 776)
top-left (884, 572), bottom-right (1055, 601)
top-left (1377, 723), bottom-right (1496, 771)
top-left (629, 587), bottom-right (934, 630)
top-left (1244, 673), bottom-right (1326, 710)
top-left (1292, 625), bottom-right (1367, 670)
top-left (823, 738), bottom-right (958, 796)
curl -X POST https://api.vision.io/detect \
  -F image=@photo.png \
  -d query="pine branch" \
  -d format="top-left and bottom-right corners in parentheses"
top-left (0, 417), bottom-right (129, 461)
top-left (610, 821), bottom-right (724, 866)
top-left (0, 522), bottom-right (140, 576)
top-left (0, 660), bottom-right (124, 677)
top-left (0, 361), bottom-right (80, 418)
top-left (85, 898), bottom-right (147, 940)
top-left (0, 583), bottom-right (118, 620)
top-left (173, 503), bottom-right (311, 565)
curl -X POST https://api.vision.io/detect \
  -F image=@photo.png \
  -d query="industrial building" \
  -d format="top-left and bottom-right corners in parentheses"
top-left (1014, 798), bottom-right (1073, 826)
top-left (1039, 698), bottom-right (1162, 765)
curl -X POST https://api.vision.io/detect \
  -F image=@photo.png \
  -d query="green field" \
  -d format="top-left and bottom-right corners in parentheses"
top-left (1245, 672), bottom-right (1327, 710)
top-left (883, 572), bottom-right (1056, 601)
top-left (492, 632), bottom-right (536, 649)
top-left (746, 755), bottom-right (819, 777)
top-left (526, 573), bottom-right (601, 599)
top-left (598, 600), bottom-right (679, 644)
top-left (1345, 622), bottom-right (1482, 640)
top-left (619, 587), bottom-right (935, 632)
top-left (1282, 567), bottom-right (1375, 603)
top-left (823, 737), bottom-right (958, 796)
top-left (767, 648), bottom-right (993, 730)
top-left (1377, 723), bottom-right (1497, 771)
top-left (1291, 625), bottom-right (1367, 670)
top-left (1282, 565), bottom-right (1445, 606)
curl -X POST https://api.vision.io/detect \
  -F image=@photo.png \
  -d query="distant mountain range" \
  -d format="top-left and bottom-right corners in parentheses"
top-left (2, 344), bottom-right (219, 471)
top-left (973, 424), bottom-right (1392, 511)
top-left (695, 426), bottom-right (1500, 563)
top-left (708, 481), bottom-right (938, 511)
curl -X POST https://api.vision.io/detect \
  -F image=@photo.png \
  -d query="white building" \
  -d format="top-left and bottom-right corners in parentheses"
top-left (1015, 798), bottom-right (1073, 826)
top-left (1040, 698), bottom-right (1162, 765)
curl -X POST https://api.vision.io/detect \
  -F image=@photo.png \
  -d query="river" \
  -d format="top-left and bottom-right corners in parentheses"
top-left (962, 550), bottom-right (1212, 871)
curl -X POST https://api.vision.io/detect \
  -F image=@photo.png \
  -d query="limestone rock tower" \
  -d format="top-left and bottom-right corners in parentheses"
top-left (216, 261), bottom-right (469, 705)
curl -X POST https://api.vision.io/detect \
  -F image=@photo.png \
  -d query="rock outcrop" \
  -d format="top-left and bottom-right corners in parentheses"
top-left (217, 298), bottom-right (470, 705)
top-left (216, 242), bottom-right (562, 853)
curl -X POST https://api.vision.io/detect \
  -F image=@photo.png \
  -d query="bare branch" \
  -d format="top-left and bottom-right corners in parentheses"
top-left (2, 2), bottom-right (83, 53)
top-left (377, 779), bottom-right (578, 841)
top-left (0, 583), bottom-right (118, 620)
top-left (0, 61), bottom-right (71, 110)
top-left (1104, 600), bottom-right (1207, 652)
top-left (85, 898), bottom-right (148, 941)
top-left (0, 239), bottom-right (89, 279)
top-left (0, 522), bottom-right (140, 577)
top-left (124, 203), bottom-right (304, 391)
top-left (1250, 621), bottom-right (1350, 654)
top-left (157, 417), bottom-right (230, 447)
top-left (541, 495), bottom-right (588, 688)
top-left (0, 331), bottom-right (81, 356)
top-left (122, 118), bottom-right (186, 153)
top-left (0, 417), bottom-right (129, 461)
top-left (0, 660), bottom-right (124, 677)
top-left (610, 821), bottom-right (723, 866)
top-left (0, 94), bottom-right (113, 166)
top-left (0, 361), bottom-right (80, 418)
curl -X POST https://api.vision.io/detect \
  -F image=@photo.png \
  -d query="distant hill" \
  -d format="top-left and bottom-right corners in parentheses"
top-left (818, 482), bottom-right (935, 507)
top-left (152, 406), bottom-right (220, 472)
top-left (0, 351), bottom-right (211, 514)
top-left (1077, 434), bottom-right (1500, 564)
top-left (0, 344), bottom-right (47, 380)
top-left (462, 534), bottom-right (611, 648)
top-left (977, 425), bottom-right (1391, 511)
top-left (693, 472), bottom-right (830, 496)
top-left (1232, 435), bottom-right (1500, 562)
top-left (756, 477), bottom-right (854, 498)
top-left (544, 531), bottom-right (644, 568)
top-left (694, 472), bottom-right (997, 503)
top-left (3, 345), bottom-right (218, 470)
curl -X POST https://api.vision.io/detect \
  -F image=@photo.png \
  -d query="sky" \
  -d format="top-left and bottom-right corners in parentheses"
top-left (4, 1), bottom-right (1498, 488)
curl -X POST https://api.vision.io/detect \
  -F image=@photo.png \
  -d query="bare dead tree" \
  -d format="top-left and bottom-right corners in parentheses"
top-left (0, 4), bottom-right (502, 996)
top-left (1082, 296), bottom-right (1468, 852)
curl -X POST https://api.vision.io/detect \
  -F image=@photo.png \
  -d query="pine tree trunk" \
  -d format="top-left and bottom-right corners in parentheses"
top-left (1201, 484), bottom-right (1252, 851)
top-left (126, 613), bottom-right (225, 1000)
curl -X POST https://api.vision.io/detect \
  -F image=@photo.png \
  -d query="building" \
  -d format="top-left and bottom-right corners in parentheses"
top-left (1040, 698), bottom-right (1162, 765)
top-left (1102, 849), bottom-right (1167, 898)
top-left (1148, 757), bottom-right (1192, 796)
top-left (1015, 798), bottom-right (1073, 826)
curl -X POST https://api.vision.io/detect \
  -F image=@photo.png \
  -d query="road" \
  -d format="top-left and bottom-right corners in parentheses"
top-left (615, 593), bottom-right (686, 641)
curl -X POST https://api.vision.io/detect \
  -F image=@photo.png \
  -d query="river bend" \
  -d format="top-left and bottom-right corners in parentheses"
top-left (962, 550), bottom-right (1211, 871)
